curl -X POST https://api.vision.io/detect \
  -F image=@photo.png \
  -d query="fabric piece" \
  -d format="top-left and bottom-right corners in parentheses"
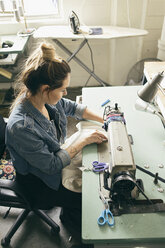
top-left (62, 120), bottom-right (107, 193)
top-left (62, 152), bottom-right (82, 193)
top-left (62, 131), bottom-right (82, 193)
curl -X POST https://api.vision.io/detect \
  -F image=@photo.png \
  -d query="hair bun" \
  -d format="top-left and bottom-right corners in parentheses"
top-left (40, 43), bottom-right (62, 62)
top-left (41, 43), bottom-right (55, 61)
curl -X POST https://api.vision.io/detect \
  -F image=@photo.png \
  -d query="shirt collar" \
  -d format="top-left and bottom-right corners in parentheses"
top-left (23, 99), bottom-right (54, 131)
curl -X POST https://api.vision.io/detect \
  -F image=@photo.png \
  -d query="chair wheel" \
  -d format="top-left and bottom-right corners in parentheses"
top-left (51, 226), bottom-right (60, 235)
top-left (1, 238), bottom-right (10, 247)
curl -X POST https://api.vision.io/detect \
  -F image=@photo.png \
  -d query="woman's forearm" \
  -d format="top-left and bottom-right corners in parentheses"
top-left (65, 108), bottom-right (106, 159)
top-left (82, 108), bottom-right (104, 123)
top-left (65, 129), bottom-right (107, 159)
top-left (65, 139), bottom-right (86, 159)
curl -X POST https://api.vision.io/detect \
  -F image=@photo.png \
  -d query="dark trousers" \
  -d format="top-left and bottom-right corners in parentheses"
top-left (16, 172), bottom-right (82, 210)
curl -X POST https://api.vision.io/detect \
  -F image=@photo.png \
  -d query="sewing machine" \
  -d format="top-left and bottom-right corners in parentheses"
top-left (103, 103), bottom-right (136, 196)
top-left (81, 86), bottom-right (165, 247)
top-left (99, 102), bottom-right (165, 216)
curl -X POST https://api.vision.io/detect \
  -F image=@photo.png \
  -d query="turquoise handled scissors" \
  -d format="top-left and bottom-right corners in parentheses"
top-left (97, 191), bottom-right (115, 227)
top-left (92, 161), bottom-right (109, 173)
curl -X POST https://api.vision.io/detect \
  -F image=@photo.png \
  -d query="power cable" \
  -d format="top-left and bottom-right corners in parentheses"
top-left (81, 33), bottom-right (95, 87)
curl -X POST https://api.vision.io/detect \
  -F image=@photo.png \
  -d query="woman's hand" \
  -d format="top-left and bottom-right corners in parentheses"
top-left (65, 130), bottom-right (107, 159)
top-left (82, 129), bottom-right (107, 145)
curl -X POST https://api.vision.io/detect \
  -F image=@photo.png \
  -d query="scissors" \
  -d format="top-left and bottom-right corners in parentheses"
top-left (97, 191), bottom-right (115, 227)
top-left (92, 161), bottom-right (109, 173)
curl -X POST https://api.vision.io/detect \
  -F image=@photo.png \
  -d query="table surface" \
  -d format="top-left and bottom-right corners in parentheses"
top-left (81, 86), bottom-right (165, 246)
top-left (33, 25), bottom-right (148, 40)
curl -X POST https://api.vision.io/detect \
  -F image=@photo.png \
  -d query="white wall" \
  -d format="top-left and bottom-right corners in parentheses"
top-left (142, 0), bottom-right (165, 58)
top-left (0, 0), bottom-right (165, 87)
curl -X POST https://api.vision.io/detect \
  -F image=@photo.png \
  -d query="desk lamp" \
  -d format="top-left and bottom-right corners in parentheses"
top-left (138, 71), bottom-right (164, 102)
top-left (135, 72), bottom-right (165, 125)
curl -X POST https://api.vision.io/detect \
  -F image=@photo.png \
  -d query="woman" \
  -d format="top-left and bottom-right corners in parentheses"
top-left (6, 42), bottom-right (107, 221)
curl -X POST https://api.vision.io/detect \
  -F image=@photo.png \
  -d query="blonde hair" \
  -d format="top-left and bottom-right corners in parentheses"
top-left (26, 42), bottom-right (62, 71)
top-left (11, 42), bottom-right (71, 110)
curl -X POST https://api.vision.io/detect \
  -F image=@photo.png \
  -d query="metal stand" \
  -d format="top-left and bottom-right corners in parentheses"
top-left (53, 38), bottom-right (108, 87)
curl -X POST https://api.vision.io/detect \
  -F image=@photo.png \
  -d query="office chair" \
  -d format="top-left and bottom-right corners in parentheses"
top-left (0, 115), bottom-right (60, 247)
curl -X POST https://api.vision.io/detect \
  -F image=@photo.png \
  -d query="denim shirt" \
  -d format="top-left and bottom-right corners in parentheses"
top-left (6, 97), bottom-right (86, 190)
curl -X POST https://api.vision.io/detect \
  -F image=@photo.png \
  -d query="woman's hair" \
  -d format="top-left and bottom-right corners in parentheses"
top-left (11, 42), bottom-right (71, 109)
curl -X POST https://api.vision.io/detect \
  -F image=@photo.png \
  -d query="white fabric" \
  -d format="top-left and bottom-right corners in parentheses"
top-left (62, 131), bottom-right (82, 193)
top-left (61, 120), bottom-right (107, 193)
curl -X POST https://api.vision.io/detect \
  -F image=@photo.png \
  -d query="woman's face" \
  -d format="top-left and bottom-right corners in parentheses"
top-left (46, 73), bottom-right (70, 105)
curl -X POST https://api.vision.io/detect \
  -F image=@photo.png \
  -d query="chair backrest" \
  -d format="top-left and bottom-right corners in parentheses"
top-left (0, 114), bottom-right (6, 159)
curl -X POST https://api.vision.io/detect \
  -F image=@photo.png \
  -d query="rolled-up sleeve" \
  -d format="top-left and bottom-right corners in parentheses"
top-left (60, 98), bottom-right (87, 120)
top-left (56, 149), bottom-right (71, 168)
top-left (74, 103), bottom-right (87, 120)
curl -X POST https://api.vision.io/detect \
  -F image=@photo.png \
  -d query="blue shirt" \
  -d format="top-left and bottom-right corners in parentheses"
top-left (6, 97), bottom-right (86, 190)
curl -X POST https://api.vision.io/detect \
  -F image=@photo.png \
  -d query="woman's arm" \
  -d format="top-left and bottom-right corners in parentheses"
top-left (65, 106), bottom-right (106, 159)
top-left (82, 107), bottom-right (104, 124)
top-left (65, 129), bottom-right (107, 159)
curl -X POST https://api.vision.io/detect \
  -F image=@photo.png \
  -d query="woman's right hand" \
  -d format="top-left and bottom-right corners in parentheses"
top-left (82, 129), bottom-right (108, 145)
top-left (65, 129), bottom-right (107, 159)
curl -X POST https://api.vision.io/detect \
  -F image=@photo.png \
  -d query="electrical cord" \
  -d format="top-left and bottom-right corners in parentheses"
top-left (78, 2), bottom-right (95, 87)
top-left (81, 33), bottom-right (95, 87)
top-left (136, 165), bottom-right (165, 184)
top-left (86, 39), bottom-right (95, 72)
top-left (84, 39), bottom-right (95, 86)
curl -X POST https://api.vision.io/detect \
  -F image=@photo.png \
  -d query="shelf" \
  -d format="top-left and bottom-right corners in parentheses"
top-left (0, 35), bottom-right (29, 66)
top-left (0, 54), bottom-right (18, 65)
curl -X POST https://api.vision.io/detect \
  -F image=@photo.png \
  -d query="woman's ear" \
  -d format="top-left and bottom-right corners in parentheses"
top-left (40, 85), bottom-right (50, 93)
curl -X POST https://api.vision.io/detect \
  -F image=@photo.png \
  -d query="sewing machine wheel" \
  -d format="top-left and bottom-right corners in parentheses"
top-left (112, 172), bottom-right (136, 195)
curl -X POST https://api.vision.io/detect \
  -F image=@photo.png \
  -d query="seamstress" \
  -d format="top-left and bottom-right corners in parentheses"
top-left (6, 42), bottom-right (107, 225)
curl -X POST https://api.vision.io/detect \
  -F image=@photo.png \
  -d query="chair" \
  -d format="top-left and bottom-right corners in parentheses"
top-left (0, 115), bottom-right (60, 247)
